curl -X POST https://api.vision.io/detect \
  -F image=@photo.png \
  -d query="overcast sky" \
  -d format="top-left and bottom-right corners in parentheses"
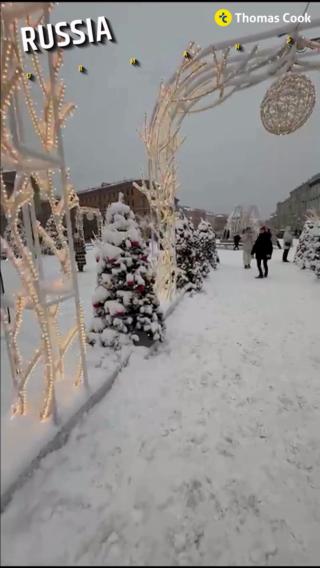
top-left (47, 2), bottom-right (320, 217)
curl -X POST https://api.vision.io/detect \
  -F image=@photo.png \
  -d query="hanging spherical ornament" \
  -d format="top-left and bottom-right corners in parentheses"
top-left (86, 211), bottom-right (94, 221)
top-left (260, 72), bottom-right (316, 135)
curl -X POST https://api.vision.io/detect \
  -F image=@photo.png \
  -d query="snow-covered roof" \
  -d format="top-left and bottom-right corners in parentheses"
top-left (78, 179), bottom-right (144, 194)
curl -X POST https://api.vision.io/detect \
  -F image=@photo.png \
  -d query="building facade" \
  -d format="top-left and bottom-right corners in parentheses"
top-left (2, 173), bottom-right (225, 242)
top-left (78, 179), bottom-right (150, 219)
top-left (270, 173), bottom-right (320, 232)
top-left (1, 176), bottom-right (152, 241)
top-left (179, 205), bottom-right (215, 229)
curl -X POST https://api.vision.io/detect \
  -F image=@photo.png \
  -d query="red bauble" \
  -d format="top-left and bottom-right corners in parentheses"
top-left (127, 279), bottom-right (134, 286)
top-left (131, 240), bottom-right (140, 248)
top-left (137, 284), bottom-right (145, 293)
top-left (93, 302), bottom-right (101, 308)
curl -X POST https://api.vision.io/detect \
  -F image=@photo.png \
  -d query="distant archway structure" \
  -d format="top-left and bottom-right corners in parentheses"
top-left (226, 205), bottom-right (246, 237)
top-left (226, 205), bottom-right (261, 237)
top-left (75, 206), bottom-right (103, 242)
top-left (134, 19), bottom-right (320, 300)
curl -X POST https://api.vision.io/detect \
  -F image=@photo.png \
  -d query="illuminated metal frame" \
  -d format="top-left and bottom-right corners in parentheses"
top-left (0, 3), bottom-right (88, 423)
top-left (135, 20), bottom-right (320, 300)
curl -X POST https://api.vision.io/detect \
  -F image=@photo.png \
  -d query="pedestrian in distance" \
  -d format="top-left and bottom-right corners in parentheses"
top-left (233, 233), bottom-right (241, 250)
top-left (73, 232), bottom-right (86, 272)
top-left (242, 227), bottom-right (255, 268)
top-left (251, 226), bottom-right (273, 278)
top-left (282, 226), bottom-right (294, 262)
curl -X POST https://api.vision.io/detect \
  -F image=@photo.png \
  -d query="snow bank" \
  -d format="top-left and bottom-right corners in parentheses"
top-left (2, 248), bottom-right (320, 565)
top-left (1, 249), bottom-right (189, 510)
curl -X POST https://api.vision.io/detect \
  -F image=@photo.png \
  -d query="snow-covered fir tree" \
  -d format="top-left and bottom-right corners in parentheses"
top-left (3, 219), bottom-right (27, 257)
top-left (194, 224), bottom-right (210, 278)
top-left (88, 194), bottom-right (164, 349)
top-left (294, 218), bottom-right (320, 279)
top-left (41, 215), bottom-right (66, 254)
top-left (196, 219), bottom-right (219, 271)
top-left (175, 215), bottom-right (203, 291)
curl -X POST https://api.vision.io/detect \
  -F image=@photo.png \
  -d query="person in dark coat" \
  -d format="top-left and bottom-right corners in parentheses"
top-left (233, 234), bottom-right (241, 250)
top-left (73, 232), bottom-right (86, 272)
top-left (251, 226), bottom-right (273, 278)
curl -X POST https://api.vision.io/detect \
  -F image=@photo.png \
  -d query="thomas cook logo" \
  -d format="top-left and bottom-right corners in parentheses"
top-left (214, 9), bottom-right (233, 27)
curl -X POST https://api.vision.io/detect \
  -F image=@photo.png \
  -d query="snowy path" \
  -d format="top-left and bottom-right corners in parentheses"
top-left (2, 250), bottom-right (320, 566)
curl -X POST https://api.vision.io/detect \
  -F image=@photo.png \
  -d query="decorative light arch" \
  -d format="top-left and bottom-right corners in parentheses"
top-left (75, 206), bottom-right (103, 242)
top-left (134, 20), bottom-right (320, 300)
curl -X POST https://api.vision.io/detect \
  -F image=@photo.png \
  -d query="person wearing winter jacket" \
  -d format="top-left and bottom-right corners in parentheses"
top-left (282, 226), bottom-right (294, 262)
top-left (251, 226), bottom-right (273, 278)
top-left (242, 227), bottom-right (255, 268)
top-left (233, 234), bottom-right (241, 250)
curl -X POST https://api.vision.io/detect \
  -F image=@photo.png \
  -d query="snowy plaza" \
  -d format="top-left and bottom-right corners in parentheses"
top-left (1, 1), bottom-right (320, 566)
top-left (1, 246), bottom-right (320, 565)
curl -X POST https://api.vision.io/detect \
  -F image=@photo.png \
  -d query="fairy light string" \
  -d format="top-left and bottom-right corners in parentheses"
top-left (1, 3), bottom-right (88, 422)
top-left (135, 21), bottom-right (320, 300)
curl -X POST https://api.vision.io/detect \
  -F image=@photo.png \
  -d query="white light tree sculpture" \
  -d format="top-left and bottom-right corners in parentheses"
top-left (226, 205), bottom-right (245, 237)
top-left (134, 20), bottom-right (320, 300)
top-left (0, 3), bottom-right (88, 423)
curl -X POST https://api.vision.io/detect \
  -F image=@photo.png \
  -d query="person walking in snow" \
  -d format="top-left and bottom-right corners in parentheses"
top-left (282, 226), bottom-right (294, 262)
top-left (73, 232), bottom-right (86, 272)
top-left (251, 226), bottom-right (273, 278)
top-left (242, 227), bottom-right (255, 269)
top-left (233, 233), bottom-right (241, 250)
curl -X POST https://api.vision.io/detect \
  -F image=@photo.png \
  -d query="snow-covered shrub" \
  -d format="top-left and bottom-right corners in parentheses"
top-left (294, 217), bottom-right (320, 279)
top-left (88, 193), bottom-right (165, 348)
top-left (41, 215), bottom-right (64, 255)
top-left (196, 219), bottom-right (219, 271)
top-left (175, 216), bottom-right (203, 291)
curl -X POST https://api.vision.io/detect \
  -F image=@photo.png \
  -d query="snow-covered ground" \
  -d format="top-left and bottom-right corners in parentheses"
top-left (2, 248), bottom-right (320, 566)
top-left (1, 247), bottom-right (132, 496)
top-left (0, 249), bottom-right (98, 418)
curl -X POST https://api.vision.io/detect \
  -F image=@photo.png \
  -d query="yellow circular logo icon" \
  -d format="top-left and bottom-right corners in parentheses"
top-left (214, 8), bottom-right (233, 27)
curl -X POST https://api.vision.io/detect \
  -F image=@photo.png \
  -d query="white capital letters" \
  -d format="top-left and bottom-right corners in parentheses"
top-left (21, 26), bottom-right (38, 52)
top-left (97, 16), bottom-right (113, 42)
top-left (70, 19), bottom-right (86, 45)
top-left (56, 22), bottom-right (70, 48)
